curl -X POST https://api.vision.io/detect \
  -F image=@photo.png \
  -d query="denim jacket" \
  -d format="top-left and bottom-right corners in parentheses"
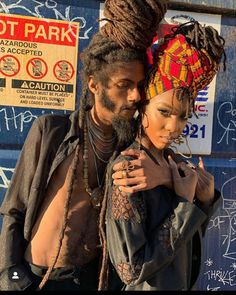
top-left (0, 111), bottom-right (80, 290)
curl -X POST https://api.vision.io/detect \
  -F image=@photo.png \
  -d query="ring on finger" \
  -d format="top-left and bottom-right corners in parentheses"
top-left (127, 163), bottom-right (135, 172)
top-left (185, 160), bottom-right (196, 170)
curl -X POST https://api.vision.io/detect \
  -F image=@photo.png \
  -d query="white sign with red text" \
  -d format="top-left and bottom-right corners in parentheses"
top-left (0, 13), bottom-right (79, 110)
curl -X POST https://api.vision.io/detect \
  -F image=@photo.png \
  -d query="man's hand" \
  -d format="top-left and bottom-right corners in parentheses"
top-left (112, 149), bottom-right (172, 194)
top-left (195, 157), bottom-right (215, 205)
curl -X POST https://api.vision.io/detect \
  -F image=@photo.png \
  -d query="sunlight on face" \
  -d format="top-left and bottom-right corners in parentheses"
top-left (142, 89), bottom-right (191, 151)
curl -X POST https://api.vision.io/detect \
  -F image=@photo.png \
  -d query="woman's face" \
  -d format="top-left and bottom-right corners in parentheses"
top-left (142, 89), bottom-right (191, 150)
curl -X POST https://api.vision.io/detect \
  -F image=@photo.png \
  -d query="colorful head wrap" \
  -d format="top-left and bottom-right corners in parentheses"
top-left (147, 32), bottom-right (219, 100)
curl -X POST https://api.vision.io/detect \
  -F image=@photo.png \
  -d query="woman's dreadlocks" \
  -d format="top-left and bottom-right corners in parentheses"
top-left (170, 21), bottom-right (226, 69)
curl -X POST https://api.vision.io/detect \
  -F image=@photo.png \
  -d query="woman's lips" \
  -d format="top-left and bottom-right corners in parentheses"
top-left (160, 136), bottom-right (175, 144)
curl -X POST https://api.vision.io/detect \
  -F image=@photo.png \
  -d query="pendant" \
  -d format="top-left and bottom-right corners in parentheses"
top-left (90, 187), bottom-right (104, 209)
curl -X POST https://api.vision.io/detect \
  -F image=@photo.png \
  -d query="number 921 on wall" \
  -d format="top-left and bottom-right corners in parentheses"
top-left (170, 121), bottom-right (211, 155)
top-left (182, 123), bottom-right (206, 139)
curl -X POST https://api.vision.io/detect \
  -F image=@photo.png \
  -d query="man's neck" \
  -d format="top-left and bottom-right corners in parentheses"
top-left (86, 110), bottom-right (117, 161)
top-left (90, 108), bottom-right (114, 139)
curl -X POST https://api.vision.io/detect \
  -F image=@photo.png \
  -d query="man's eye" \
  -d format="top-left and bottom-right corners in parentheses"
top-left (116, 82), bottom-right (130, 88)
top-left (138, 82), bottom-right (145, 91)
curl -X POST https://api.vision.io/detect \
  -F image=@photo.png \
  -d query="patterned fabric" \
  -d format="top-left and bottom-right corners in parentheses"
top-left (112, 186), bottom-right (135, 220)
top-left (147, 34), bottom-right (218, 100)
top-left (116, 262), bottom-right (142, 285)
top-left (116, 263), bottom-right (134, 285)
top-left (111, 186), bottom-right (146, 221)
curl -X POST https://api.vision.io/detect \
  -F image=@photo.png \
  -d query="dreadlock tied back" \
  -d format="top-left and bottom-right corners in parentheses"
top-left (101, 0), bottom-right (168, 49)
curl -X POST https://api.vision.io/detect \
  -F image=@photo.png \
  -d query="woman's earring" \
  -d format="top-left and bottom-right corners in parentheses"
top-left (172, 121), bottom-right (194, 159)
top-left (171, 134), bottom-right (192, 159)
top-left (173, 134), bottom-right (185, 145)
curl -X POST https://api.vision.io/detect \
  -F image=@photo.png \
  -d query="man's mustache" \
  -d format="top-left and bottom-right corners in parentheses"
top-left (120, 103), bottom-right (138, 111)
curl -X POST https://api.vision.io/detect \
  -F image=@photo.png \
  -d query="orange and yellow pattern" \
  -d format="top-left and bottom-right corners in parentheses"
top-left (147, 34), bottom-right (218, 100)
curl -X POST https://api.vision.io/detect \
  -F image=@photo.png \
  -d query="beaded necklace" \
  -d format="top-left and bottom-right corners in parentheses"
top-left (83, 111), bottom-right (116, 209)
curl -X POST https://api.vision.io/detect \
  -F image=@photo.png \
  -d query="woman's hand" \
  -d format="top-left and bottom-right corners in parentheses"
top-left (112, 149), bottom-right (172, 194)
top-left (168, 155), bottom-right (198, 203)
top-left (195, 157), bottom-right (215, 205)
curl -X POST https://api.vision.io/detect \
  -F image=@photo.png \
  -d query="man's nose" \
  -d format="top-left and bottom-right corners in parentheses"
top-left (128, 87), bottom-right (141, 103)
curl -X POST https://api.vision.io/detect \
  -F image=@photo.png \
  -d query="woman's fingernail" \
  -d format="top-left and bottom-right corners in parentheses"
top-left (168, 155), bottom-right (173, 163)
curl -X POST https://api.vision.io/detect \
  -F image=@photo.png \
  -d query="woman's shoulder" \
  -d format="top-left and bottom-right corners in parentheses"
top-left (107, 141), bottom-right (138, 171)
top-left (116, 141), bottom-right (139, 161)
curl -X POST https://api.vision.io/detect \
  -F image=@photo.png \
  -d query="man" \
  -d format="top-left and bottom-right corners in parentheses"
top-left (0, 0), bottom-right (168, 291)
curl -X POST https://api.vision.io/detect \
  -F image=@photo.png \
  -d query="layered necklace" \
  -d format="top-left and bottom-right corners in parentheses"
top-left (83, 111), bottom-right (116, 209)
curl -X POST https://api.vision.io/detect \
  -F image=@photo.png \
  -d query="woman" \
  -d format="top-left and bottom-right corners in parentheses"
top-left (99, 21), bottom-right (226, 290)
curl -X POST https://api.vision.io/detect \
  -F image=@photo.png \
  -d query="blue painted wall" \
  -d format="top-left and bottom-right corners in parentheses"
top-left (194, 14), bottom-right (236, 291)
top-left (0, 0), bottom-right (235, 291)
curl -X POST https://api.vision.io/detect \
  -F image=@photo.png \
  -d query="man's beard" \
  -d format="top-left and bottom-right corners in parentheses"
top-left (112, 116), bottom-right (136, 145)
top-left (100, 89), bottom-right (137, 145)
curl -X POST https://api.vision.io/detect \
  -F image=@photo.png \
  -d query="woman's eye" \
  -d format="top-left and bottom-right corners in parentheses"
top-left (159, 109), bottom-right (171, 116)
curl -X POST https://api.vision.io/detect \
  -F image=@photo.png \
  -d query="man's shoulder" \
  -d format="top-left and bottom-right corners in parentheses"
top-left (27, 111), bottom-right (79, 142)
top-left (35, 111), bottom-right (77, 129)
top-left (36, 113), bottom-right (70, 124)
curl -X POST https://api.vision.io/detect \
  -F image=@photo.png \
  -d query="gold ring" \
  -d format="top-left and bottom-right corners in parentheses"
top-left (122, 170), bottom-right (128, 179)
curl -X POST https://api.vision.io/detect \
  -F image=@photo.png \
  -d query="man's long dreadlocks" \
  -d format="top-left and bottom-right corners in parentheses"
top-left (100, 0), bottom-right (168, 49)
top-left (37, 0), bottom-right (168, 290)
